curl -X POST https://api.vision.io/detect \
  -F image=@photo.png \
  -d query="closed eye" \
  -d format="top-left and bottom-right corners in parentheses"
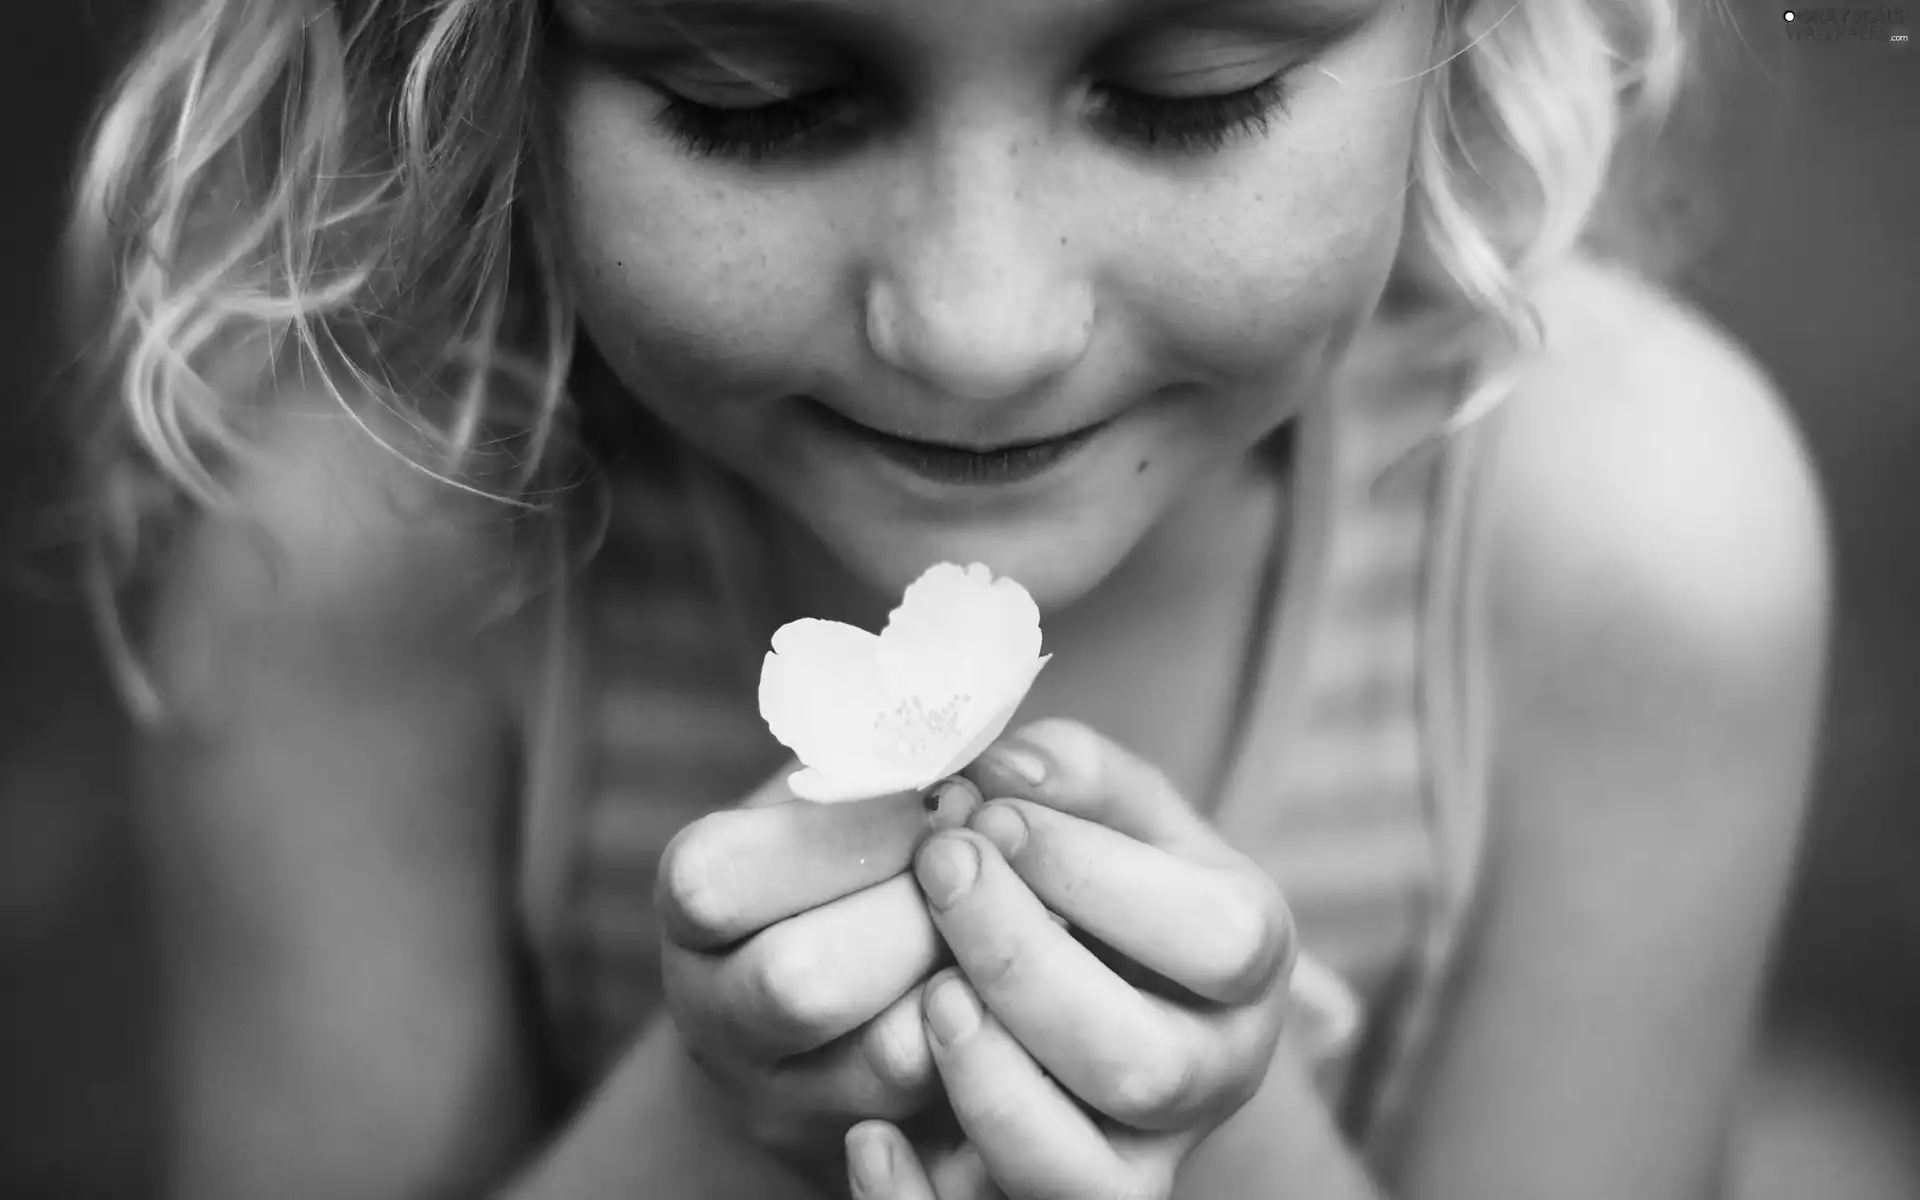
top-left (651, 69), bottom-right (1300, 163)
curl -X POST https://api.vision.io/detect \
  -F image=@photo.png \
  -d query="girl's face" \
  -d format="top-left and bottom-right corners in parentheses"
top-left (547, 0), bottom-right (1438, 611)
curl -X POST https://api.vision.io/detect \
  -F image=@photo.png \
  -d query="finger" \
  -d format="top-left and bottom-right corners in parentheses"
top-left (768, 982), bottom-right (942, 1124)
top-left (927, 1142), bottom-right (1001, 1200)
top-left (699, 987), bottom-right (942, 1159)
top-left (681, 988), bottom-right (943, 1158)
top-left (921, 970), bottom-right (1154, 1200)
top-left (917, 832), bottom-right (1267, 1132)
top-left (657, 783), bottom-right (950, 950)
top-left (847, 1122), bottom-right (938, 1200)
top-left (925, 775), bottom-right (988, 832)
top-left (960, 719), bottom-right (1226, 863)
top-left (665, 873), bottom-right (945, 1059)
top-left (969, 799), bottom-right (1293, 1007)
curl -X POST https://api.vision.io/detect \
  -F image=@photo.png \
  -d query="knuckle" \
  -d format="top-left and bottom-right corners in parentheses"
top-left (1102, 1050), bottom-right (1195, 1129)
top-left (961, 925), bottom-right (1028, 989)
top-left (860, 1007), bottom-right (934, 1096)
top-left (655, 814), bottom-right (741, 945)
top-left (748, 938), bottom-right (842, 1044)
top-left (1206, 874), bottom-right (1293, 1002)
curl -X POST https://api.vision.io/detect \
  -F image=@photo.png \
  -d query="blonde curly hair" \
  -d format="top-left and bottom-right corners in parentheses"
top-left (63, 0), bottom-right (1715, 719)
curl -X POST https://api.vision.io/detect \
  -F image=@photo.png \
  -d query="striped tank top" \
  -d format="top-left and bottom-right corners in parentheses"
top-left (514, 325), bottom-right (1500, 1158)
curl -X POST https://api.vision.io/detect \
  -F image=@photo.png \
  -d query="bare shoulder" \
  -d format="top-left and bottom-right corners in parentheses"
top-left (1381, 261), bottom-right (1836, 1197)
top-left (150, 398), bottom-right (535, 726)
top-left (1480, 255), bottom-right (1832, 701)
top-left (134, 400), bottom-right (547, 1195)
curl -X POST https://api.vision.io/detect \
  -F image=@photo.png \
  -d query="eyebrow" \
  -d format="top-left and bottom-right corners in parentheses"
top-left (561, 0), bottom-right (1379, 44)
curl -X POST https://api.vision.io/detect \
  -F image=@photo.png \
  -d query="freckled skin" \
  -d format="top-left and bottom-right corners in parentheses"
top-left (546, 0), bottom-right (1438, 613)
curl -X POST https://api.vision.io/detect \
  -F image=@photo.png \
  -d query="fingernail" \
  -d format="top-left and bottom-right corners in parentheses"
top-left (983, 742), bottom-right (1048, 788)
top-left (846, 1123), bottom-right (894, 1195)
top-left (924, 777), bottom-right (981, 830)
top-left (925, 976), bottom-right (981, 1048)
top-left (971, 802), bottom-right (1027, 859)
top-left (916, 835), bottom-right (979, 909)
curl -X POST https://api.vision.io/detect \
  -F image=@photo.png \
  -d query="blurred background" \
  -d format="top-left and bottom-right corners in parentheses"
top-left (2, 2), bottom-right (1915, 1195)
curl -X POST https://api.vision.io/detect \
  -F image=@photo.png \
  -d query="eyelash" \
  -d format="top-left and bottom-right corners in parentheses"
top-left (651, 72), bottom-right (1298, 163)
top-left (1089, 72), bottom-right (1295, 154)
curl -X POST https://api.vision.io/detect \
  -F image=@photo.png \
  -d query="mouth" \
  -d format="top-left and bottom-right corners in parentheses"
top-left (803, 399), bottom-right (1115, 487)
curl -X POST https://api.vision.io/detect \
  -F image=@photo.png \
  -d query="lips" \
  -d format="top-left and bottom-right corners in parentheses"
top-left (804, 397), bottom-right (1105, 454)
top-left (802, 397), bottom-right (1116, 487)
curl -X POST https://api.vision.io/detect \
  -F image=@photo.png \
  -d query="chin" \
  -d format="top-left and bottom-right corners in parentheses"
top-left (826, 515), bottom-right (1143, 618)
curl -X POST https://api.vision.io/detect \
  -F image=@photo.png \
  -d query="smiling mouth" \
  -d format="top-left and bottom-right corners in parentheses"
top-left (804, 399), bottom-right (1114, 486)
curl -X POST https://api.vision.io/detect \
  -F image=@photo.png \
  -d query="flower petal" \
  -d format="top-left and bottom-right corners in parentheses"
top-left (759, 564), bottom-right (1054, 804)
top-left (758, 619), bottom-right (891, 783)
top-left (877, 562), bottom-right (1046, 720)
top-left (922, 653), bottom-right (1050, 782)
top-left (787, 762), bottom-right (931, 804)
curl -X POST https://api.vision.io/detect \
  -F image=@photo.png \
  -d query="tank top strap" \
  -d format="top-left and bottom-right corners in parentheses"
top-left (512, 442), bottom-right (786, 1080)
top-left (1355, 392), bottom-right (1506, 1153)
top-left (1208, 335), bottom-right (1500, 1128)
top-left (1208, 344), bottom-right (1467, 848)
top-left (516, 527), bottom-right (587, 969)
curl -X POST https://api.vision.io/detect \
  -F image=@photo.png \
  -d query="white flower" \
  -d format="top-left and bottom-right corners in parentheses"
top-left (758, 562), bottom-right (1051, 803)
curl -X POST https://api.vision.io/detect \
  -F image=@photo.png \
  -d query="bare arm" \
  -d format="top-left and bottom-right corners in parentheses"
top-left (138, 421), bottom-right (542, 1198)
top-left (1376, 272), bottom-right (1830, 1199)
top-left (503, 1015), bottom-right (845, 1198)
top-left (140, 414), bottom-right (827, 1200)
top-left (1179, 265), bottom-right (1828, 1200)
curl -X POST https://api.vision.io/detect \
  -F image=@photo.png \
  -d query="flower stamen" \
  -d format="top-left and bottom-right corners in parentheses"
top-left (873, 692), bottom-right (972, 761)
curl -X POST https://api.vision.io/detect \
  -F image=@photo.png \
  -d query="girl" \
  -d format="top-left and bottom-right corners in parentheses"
top-left (65, 0), bottom-right (1830, 1197)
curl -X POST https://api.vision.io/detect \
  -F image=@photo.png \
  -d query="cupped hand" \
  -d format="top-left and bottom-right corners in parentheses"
top-left (851, 718), bottom-right (1297, 1200)
top-left (655, 764), bottom-right (983, 1171)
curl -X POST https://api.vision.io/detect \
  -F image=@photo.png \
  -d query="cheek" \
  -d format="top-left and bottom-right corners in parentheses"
top-left (547, 22), bottom-right (1425, 419)
top-left (1110, 41), bottom-right (1426, 380)
top-left (550, 78), bottom-right (842, 400)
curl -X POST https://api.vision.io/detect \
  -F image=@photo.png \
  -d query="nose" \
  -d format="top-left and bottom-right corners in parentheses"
top-left (863, 138), bottom-right (1094, 403)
